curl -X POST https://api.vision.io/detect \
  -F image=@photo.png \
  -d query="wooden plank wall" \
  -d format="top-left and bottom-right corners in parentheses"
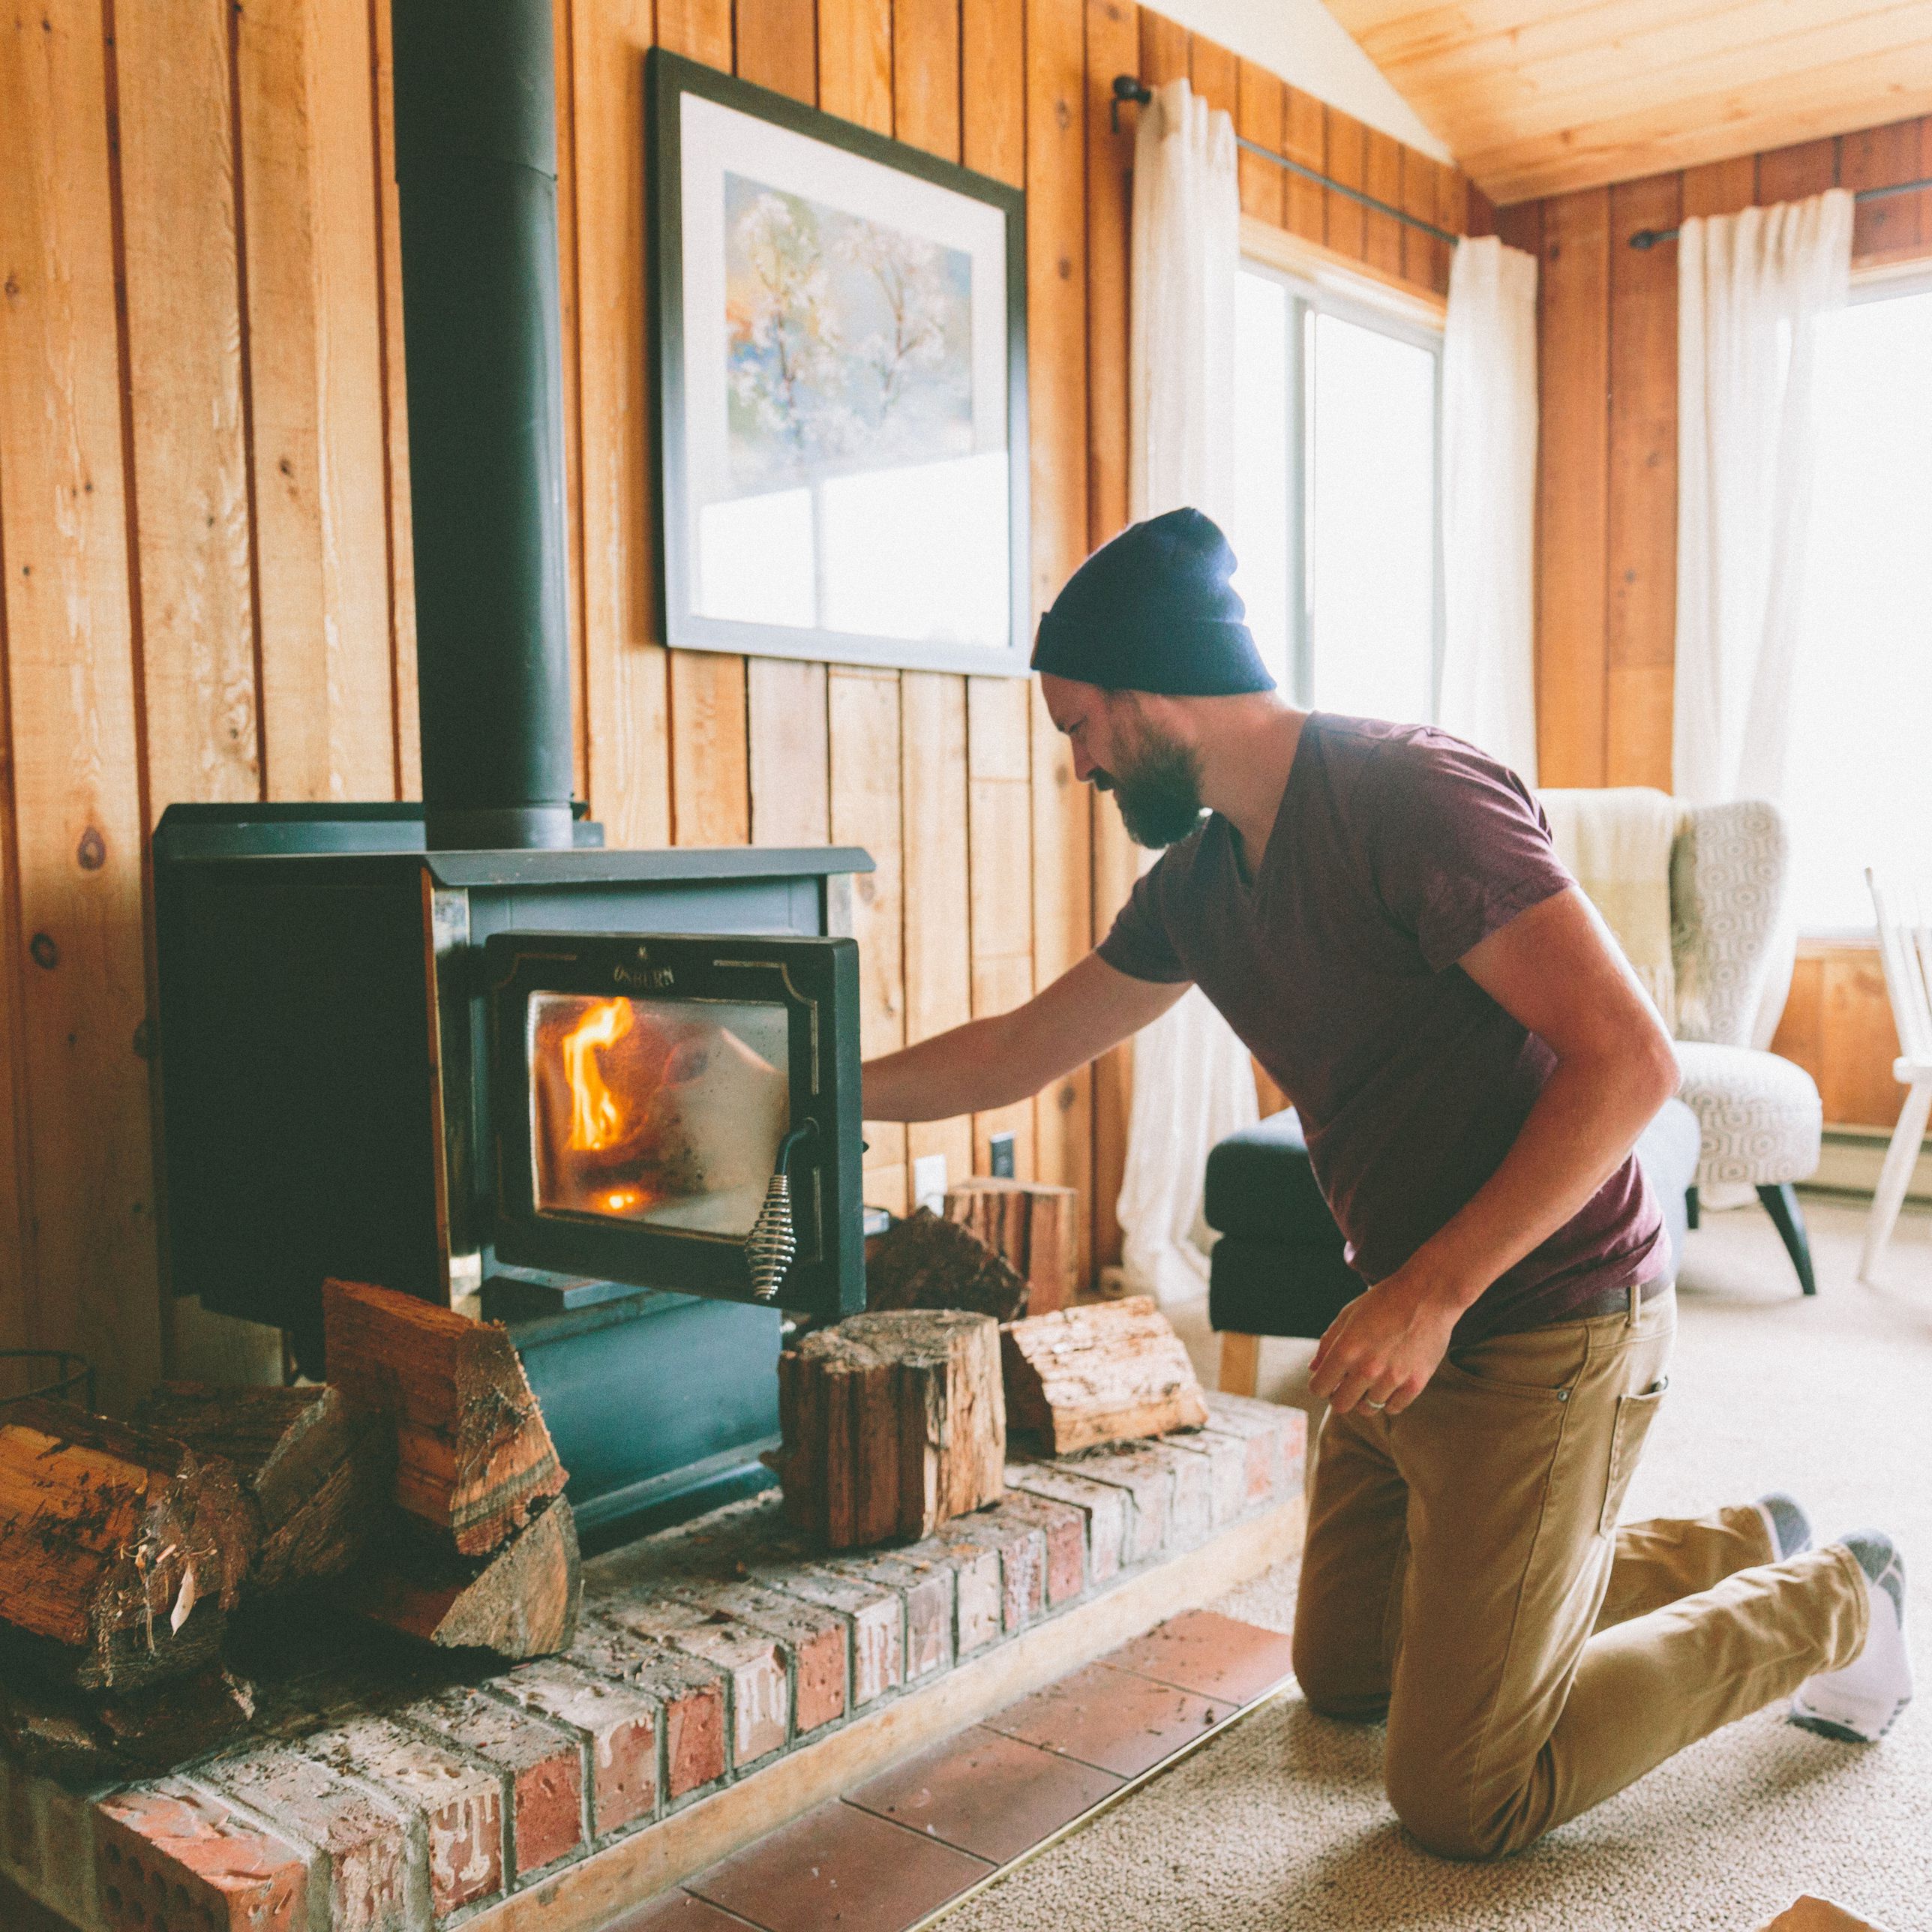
top-left (1496, 112), bottom-right (1932, 793)
top-left (1772, 944), bottom-right (1908, 1132)
top-left (1499, 113), bottom-right (1931, 1132)
top-left (0, 0), bottom-right (1468, 1408)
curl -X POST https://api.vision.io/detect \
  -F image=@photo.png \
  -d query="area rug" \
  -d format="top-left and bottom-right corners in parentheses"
top-left (940, 1197), bottom-right (1932, 1931)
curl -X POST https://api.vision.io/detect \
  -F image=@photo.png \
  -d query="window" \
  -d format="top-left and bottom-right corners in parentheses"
top-left (1230, 266), bottom-right (1443, 721)
top-left (1786, 282), bottom-right (1932, 933)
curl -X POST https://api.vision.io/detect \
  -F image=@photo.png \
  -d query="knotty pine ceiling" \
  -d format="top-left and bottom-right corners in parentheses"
top-left (1322, 0), bottom-right (1932, 202)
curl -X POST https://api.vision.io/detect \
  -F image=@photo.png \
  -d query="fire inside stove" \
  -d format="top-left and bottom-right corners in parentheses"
top-left (529, 992), bottom-right (791, 1236)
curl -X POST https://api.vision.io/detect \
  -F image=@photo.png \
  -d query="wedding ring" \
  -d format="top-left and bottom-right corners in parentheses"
top-left (1363, 1396), bottom-right (1388, 1411)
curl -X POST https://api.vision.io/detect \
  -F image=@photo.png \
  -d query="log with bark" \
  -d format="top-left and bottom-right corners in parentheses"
top-left (943, 1178), bottom-right (1078, 1315)
top-left (352, 1495), bottom-right (581, 1660)
top-left (0, 1665), bottom-right (260, 1784)
top-left (1000, 1295), bottom-right (1209, 1454)
top-left (863, 1208), bottom-right (1028, 1322)
top-left (0, 1400), bottom-right (258, 1690)
top-left (774, 1310), bottom-right (1005, 1549)
top-left (322, 1278), bottom-right (566, 1556)
top-left (132, 1382), bottom-right (384, 1592)
top-left (92, 1664), bottom-right (259, 1770)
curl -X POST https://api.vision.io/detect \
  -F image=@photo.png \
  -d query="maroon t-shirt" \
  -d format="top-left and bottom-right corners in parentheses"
top-left (1098, 713), bottom-right (1665, 1339)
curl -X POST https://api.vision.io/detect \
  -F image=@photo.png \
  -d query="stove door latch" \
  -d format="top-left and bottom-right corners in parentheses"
top-left (746, 1120), bottom-right (819, 1301)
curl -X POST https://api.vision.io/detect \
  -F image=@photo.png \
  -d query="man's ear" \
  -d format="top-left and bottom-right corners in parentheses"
top-left (1120, 688), bottom-right (1189, 742)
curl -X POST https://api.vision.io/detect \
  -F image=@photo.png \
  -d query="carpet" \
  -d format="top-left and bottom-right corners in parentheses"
top-left (940, 1196), bottom-right (1932, 1932)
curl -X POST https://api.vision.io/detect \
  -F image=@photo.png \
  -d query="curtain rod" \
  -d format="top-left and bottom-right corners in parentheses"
top-left (1111, 76), bottom-right (1463, 249)
top-left (1630, 174), bottom-right (1932, 248)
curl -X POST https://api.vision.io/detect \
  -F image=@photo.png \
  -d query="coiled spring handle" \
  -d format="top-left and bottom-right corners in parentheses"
top-left (746, 1120), bottom-right (818, 1301)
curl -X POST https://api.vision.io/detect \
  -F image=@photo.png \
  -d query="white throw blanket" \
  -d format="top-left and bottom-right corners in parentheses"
top-left (1540, 788), bottom-right (1684, 1033)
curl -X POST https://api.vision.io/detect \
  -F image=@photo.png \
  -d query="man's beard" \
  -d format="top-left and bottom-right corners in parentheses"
top-left (1094, 728), bottom-right (1206, 848)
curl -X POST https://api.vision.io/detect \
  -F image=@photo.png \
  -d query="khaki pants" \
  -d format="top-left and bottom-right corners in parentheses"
top-left (1292, 1284), bottom-right (1870, 1859)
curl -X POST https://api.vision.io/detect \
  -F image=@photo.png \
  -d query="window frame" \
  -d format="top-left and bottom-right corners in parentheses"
top-left (1235, 249), bottom-right (1447, 721)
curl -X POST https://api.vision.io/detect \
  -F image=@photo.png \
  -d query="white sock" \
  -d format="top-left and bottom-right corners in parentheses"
top-left (1789, 1532), bottom-right (1912, 1744)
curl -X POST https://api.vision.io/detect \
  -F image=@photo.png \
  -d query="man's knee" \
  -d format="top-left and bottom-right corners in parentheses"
top-left (1384, 1762), bottom-right (1520, 1862)
top-left (1292, 1624), bottom-right (1390, 1721)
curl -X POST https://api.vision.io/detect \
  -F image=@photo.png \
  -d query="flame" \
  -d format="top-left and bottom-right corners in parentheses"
top-left (602, 1186), bottom-right (645, 1214)
top-left (562, 998), bottom-right (634, 1152)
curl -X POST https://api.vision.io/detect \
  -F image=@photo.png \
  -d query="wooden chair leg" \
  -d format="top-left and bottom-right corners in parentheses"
top-left (1219, 1331), bottom-right (1262, 1397)
top-left (1862, 1081), bottom-right (1931, 1284)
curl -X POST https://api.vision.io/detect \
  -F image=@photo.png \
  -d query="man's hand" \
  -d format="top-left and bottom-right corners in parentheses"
top-left (1303, 885), bottom-right (1681, 1416)
top-left (1308, 1267), bottom-right (1465, 1418)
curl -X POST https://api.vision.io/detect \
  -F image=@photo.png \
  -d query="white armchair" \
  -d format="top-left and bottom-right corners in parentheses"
top-left (1670, 800), bottom-right (1823, 1294)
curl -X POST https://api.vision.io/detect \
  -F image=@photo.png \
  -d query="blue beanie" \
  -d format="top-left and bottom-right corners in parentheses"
top-left (1030, 508), bottom-right (1276, 696)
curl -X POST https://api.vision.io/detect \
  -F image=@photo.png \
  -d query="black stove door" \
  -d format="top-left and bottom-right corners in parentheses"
top-left (485, 932), bottom-right (864, 1317)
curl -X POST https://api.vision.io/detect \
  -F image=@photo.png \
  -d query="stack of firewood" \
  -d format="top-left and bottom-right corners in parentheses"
top-left (777, 1190), bottom-right (1210, 1552)
top-left (322, 1277), bottom-right (580, 1659)
top-left (0, 1280), bottom-right (578, 1780)
top-left (862, 1177), bottom-right (1079, 1323)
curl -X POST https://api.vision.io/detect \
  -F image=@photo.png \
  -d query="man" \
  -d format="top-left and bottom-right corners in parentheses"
top-left (861, 507), bottom-right (1911, 1859)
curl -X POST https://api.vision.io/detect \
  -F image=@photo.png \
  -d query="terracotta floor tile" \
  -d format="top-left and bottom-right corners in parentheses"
top-left (984, 1661), bottom-right (1225, 1780)
top-left (1108, 1610), bottom-right (1298, 1706)
top-left (685, 1798), bottom-right (992, 1932)
top-left (605, 1891), bottom-right (766, 1930)
top-left (845, 1724), bottom-right (1124, 1863)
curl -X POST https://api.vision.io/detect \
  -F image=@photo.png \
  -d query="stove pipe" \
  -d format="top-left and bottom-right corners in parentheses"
top-left (392, 0), bottom-right (574, 850)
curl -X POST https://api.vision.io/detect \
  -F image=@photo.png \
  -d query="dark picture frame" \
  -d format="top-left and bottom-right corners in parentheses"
top-left (647, 48), bottom-right (1030, 677)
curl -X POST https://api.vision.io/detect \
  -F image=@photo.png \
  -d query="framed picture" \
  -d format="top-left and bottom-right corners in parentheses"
top-left (648, 50), bottom-right (1030, 677)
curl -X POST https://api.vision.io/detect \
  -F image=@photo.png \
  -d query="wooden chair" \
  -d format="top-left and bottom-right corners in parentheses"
top-left (1862, 868), bottom-right (1932, 1284)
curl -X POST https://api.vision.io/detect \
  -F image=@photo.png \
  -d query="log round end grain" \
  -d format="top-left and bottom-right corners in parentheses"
top-left (778, 1312), bottom-right (1005, 1550)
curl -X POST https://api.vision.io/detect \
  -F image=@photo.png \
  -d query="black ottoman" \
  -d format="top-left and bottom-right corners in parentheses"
top-left (1204, 1097), bottom-right (1704, 1394)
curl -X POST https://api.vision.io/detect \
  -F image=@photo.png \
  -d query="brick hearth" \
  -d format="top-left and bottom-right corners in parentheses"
top-left (0, 1394), bottom-right (1304, 1932)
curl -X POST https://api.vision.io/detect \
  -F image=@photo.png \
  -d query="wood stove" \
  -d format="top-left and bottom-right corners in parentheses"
top-left (150, 0), bottom-right (890, 1543)
top-left (152, 812), bottom-right (873, 1540)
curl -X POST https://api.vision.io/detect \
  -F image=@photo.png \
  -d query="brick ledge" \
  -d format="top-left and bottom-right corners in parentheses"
top-left (473, 1492), bottom-right (1304, 1932)
top-left (0, 1394), bottom-right (1306, 1932)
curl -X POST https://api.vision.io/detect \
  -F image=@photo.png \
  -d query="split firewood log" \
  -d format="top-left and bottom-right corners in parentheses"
top-left (0, 1666), bottom-right (259, 1786)
top-left (132, 1382), bottom-right (384, 1592)
top-left (1000, 1295), bottom-right (1209, 1454)
top-left (92, 1665), bottom-right (259, 1770)
top-left (774, 1310), bottom-right (1005, 1549)
top-left (0, 1672), bottom-right (103, 1780)
top-left (863, 1208), bottom-right (1029, 1322)
top-left (0, 1400), bottom-right (257, 1691)
top-left (321, 1278), bottom-right (566, 1556)
top-left (943, 1178), bottom-right (1079, 1315)
top-left (352, 1495), bottom-right (581, 1660)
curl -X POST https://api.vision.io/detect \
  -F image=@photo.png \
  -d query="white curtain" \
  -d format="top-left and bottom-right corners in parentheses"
top-left (1114, 79), bottom-right (1258, 1307)
top-left (1674, 188), bottom-right (1852, 1046)
top-left (1438, 236), bottom-right (1540, 784)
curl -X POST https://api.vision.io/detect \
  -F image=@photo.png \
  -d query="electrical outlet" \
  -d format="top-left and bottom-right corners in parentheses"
top-left (912, 1154), bottom-right (948, 1214)
top-left (988, 1131), bottom-right (1016, 1179)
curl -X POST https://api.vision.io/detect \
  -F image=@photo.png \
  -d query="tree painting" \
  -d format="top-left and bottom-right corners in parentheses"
top-left (724, 174), bottom-right (973, 491)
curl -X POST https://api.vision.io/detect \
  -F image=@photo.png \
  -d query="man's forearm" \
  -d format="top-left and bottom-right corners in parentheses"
top-left (863, 952), bottom-right (1192, 1124)
top-left (863, 1015), bottom-right (1040, 1121)
top-left (1403, 1053), bottom-right (1677, 1313)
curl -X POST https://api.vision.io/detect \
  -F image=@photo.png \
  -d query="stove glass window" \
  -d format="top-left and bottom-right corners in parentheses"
top-left (528, 993), bottom-right (791, 1236)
